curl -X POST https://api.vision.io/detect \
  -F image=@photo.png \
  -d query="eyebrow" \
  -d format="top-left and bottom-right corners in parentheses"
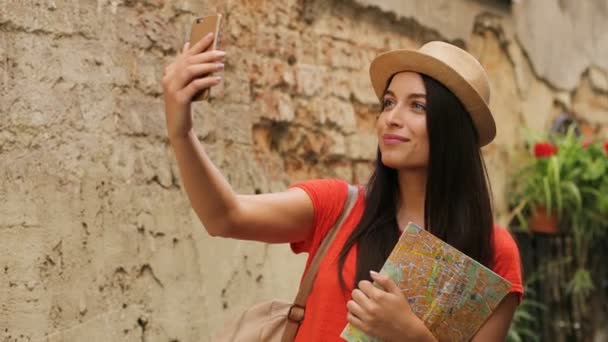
top-left (383, 90), bottom-right (426, 100)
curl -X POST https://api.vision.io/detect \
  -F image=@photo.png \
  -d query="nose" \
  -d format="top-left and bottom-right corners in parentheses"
top-left (385, 108), bottom-right (403, 128)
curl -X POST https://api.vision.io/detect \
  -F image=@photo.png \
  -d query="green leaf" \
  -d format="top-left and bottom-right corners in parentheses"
top-left (519, 327), bottom-right (541, 340)
top-left (567, 268), bottom-right (595, 297)
top-left (521, 300), bottom-right (547, 311)
top-left (514, 309), bottom-right (535, 322)
top-left (507, 330), bottom-right (523, 342)
top-left (543, 177), bottom-right (552, 214)
top-left (550, 157), bottom-right (563, 214)
top-left (562, 181), bottom-right (582, 212)
top-left (582, 158), bottom-right (606, 180)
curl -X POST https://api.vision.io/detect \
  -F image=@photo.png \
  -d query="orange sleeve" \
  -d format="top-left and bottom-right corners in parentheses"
top-left (288, 179), bottom-right (349, 255)
top-left (492, 225), bottom-right (525, 303)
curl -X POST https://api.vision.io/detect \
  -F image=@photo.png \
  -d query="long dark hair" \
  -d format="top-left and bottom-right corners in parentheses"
top-left (338, 74), bottom-right (495, 289)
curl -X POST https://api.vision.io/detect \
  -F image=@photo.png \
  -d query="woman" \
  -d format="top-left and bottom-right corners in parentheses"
top-left (162, 34), bottom-right (523, 341)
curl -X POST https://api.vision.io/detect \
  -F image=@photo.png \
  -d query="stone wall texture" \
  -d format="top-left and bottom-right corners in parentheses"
top-left (1, 0), bottom-right (607, 341)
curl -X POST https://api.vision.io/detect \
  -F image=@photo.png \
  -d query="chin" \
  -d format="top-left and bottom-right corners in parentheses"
top-left (381, 153), bottom-right (406, 169)
top-left (381, 152), bottom-right (425, 170)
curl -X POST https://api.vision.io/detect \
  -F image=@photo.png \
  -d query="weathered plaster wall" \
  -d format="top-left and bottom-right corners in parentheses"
top-left (1, 0), bottom-right (606, 341)
top-left (513, 0), bottom-right (608, 91)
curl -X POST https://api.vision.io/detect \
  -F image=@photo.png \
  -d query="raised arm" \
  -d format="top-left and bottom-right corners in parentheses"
top-left (162, 35), bottom-right (314, 243)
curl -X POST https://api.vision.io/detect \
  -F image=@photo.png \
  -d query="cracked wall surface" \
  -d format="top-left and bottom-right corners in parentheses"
top-left (1, 0), bottom-right (607, 341)
top-left (513, 0), bottom-right (608, 91)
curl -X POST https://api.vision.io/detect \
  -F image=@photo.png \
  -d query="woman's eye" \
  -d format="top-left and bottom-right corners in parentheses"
top-left (382, 98), bottom-right (395, 110)
top-left (412, 101), bottom-right (426, 111)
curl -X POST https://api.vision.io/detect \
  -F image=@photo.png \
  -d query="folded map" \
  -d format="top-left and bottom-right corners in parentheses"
top-left (341, 222), bottom-right (512, 342)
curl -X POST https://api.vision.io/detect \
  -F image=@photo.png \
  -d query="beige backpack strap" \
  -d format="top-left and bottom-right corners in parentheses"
top-left (281, 184), bottom-right (359, 341)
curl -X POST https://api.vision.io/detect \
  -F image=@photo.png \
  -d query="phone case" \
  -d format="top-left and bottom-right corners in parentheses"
top-left (189, 14), bottom-right (222, 101)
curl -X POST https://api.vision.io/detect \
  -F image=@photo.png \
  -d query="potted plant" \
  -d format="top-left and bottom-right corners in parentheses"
top-left (508, 127), bottom-right (585, 234)
top-left (509, 127), bottom-right (608, 297)
top-left (564, 139), bottom-right (608, 298)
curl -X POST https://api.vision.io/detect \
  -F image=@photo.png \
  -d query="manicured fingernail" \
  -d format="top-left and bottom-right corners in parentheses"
top-left (217, 63), bottom-right (224, 69)
top-left (370, 271), bottom-right (379, 277)
top-left (215, 76), bottom-right (222, 82)
top-left (216, 50), bottom-right (226, 56)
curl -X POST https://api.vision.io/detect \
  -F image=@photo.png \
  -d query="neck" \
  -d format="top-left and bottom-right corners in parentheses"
top-left (396, 168), bottom-right (427, 229)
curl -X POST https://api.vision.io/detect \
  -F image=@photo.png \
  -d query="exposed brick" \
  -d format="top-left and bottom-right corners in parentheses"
top-left (295, 63), bottom-right (325, 97)
top-left (256, 90), bottom-right (295, 123)
top-left (322, 97), bottom-right (357, 134)
top-left (346, 131), bottom-right (378, 160)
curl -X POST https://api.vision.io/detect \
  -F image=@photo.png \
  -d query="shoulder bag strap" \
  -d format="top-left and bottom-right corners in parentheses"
top-left (286, 184), bottom-right (359, 322)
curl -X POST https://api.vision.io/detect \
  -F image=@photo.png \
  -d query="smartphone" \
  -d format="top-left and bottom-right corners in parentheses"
top-left (189, 14), bottom-right (222, 101)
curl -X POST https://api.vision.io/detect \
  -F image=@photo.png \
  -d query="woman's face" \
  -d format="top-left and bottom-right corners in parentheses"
top-left (376, 71), bottom-right (429, 170)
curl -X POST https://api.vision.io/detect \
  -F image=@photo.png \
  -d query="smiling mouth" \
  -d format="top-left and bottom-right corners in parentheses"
top-left (382, 134), bottom-right (410, 145)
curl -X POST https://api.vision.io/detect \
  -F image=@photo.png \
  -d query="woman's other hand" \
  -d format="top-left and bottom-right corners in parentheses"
top-left (162, 33), bottom-right (226, 141)
top-left (347, 271), bottom-right (437, 342)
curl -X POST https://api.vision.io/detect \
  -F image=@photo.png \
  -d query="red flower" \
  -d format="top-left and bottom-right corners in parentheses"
top-left (604, 140), bottom-right (608, 154)
top-left (534, 142), bottom-right (558, 158)
top-left (582, 139), bottom-right (593, 149)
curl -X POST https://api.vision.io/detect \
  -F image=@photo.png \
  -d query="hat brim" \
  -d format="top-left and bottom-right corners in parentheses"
top-left (370, 50), bottom-right (496, 146)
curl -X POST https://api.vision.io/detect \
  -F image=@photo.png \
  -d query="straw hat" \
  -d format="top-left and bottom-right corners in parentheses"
top-left (369, 41), bottom-right (496, 146)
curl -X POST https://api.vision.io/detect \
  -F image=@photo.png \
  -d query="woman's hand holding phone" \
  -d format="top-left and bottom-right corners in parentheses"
top-left (162, 33), bottom-right (225, 141)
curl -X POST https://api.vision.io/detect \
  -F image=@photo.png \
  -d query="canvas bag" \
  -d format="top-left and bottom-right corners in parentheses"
top-left (213, 185), bottom-right (359, 342)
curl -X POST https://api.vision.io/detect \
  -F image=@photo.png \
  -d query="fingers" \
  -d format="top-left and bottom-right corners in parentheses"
top-left (347, 312), bottom-right (370, 334)
top-left (352, 287), bottom-right (374, 312)
top-left (358, 280), bottom-right (385, 302)
top-left (165, 49), bottom-right (225, 89)
top-left (168, 50), bottom-right (225, 89)
top-left (187, 49), bottom-right (226, 65)
top-left (175, 62), bottom-right (224, 90)
top-left (180, 75), bottom-right (222, 101)
top-left (188, 32), bottom-right (215, 55)
top-left (164, 38), bottom-right (226, 100)
top-left (370, 271), bottom-right (401, 295)
top-left (346, 300), bottom-right (367, 321)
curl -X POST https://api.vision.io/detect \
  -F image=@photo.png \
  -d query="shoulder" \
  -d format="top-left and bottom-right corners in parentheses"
top-left (492, 224), bottom-right (525, 301)
top-left (290, 178), bottom-right (349, 196)
top-left (289, 178), bottom-right (350, 208)
top-left (287, 179), bottom-right (359, 255)
top-left (492, 225), bottom-right (522, 266)
top-left (493, 225), bottom-right (519, 251)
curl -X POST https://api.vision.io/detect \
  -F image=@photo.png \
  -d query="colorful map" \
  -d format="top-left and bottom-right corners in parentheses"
top-left (341, 223), bottom-right (512, 342)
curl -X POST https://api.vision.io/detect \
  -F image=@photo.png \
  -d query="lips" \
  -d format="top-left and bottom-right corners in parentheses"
top-left (382, 133), bottom-right (410, 145)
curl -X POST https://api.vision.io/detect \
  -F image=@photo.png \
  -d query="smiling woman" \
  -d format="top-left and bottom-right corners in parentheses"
top-left (162, 38), bottom-right (523, 341)
top-left (329, 59), bottom-right (519, 341)
top-left (377, 73), bottom-right (430, 170)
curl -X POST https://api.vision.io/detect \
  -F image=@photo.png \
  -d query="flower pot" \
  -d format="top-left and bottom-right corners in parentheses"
top-left (529, 207), bottom-right (559, 234)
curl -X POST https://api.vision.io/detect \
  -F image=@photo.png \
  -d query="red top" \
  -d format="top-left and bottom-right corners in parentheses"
top-left (290, 179), bottom-right (524, 342)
